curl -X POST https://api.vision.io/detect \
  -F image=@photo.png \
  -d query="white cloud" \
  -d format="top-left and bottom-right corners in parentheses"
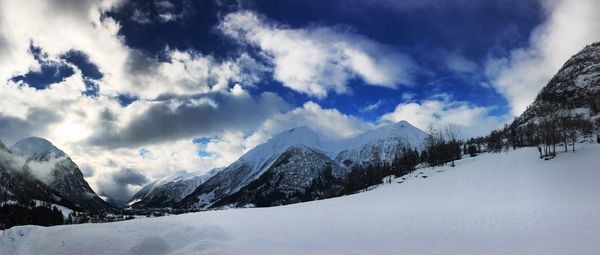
top-left (445, 52), bottom-right (478, 73)
top-left (219, 11), bottom-right (417, 97)
top-left (380, 97), bottom-right (507, 138)
top-left (0, 0), bottom-right (265, 101)
top-left (130, 50), bottom-right (268, 98)
top-left (485, 0), bottom-right (600, 116)
top-left (253, 101), bottom-right (373, 142)
top-left (131, 9), bottom-right (152, 24)
top-left (361, 100), bottom-right (384, 113)
top-left (401, 92), bottom-right (416, 102)
top-left (203, 131), bottom-right (250, 166)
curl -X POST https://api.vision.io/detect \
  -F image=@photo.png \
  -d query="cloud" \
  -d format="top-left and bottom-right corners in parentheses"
top-left (0, 108), bottom-right (61, 145)
top-left (194, 101), bottom-right (375, 166)
top-left (203, 131), bottom-right (250, 166)
top-left (255, 101), bottom-right (373, 140)
top-left (361, 100), bottom-right (385, 113)
top-left (96, 168), bottom-right (149, 204)
top-left (219, 11), bottom-right (418, 97)
top-left (88, 86), bottom-right (289, 148)
top-left (155, 0), bottom-right (194, 23)
top-left (485, 0), bottom-right (600, 116)
top-left (0, 0), bottom-right (266, 101)
top-left (444, 51), bottom-right (478, 73)
top-left (401, 92), bottom-right (416, 101)
top-left (380, 96), bottom-right (507, 138)
top-left (131, 9), bottom-right (152, 24)
top-left (0, 0), bottom-right (128, 94)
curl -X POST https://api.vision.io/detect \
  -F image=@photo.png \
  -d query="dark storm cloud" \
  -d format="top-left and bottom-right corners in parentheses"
top-left (125, 49), bottom-right (159, 76)
top-left (0, 108), bottom-right (62, 145)
top-left (87, 91), bottom-right (290, 148)
top-left (113, 168), bottom-right (148, 185)
top-left (97, 168), bottom-right (149, 206)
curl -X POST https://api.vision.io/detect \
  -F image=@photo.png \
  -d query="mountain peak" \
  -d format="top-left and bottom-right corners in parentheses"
top-left (283, 125), bottom-right (317, 136)
top-left (10, 137), bottom-right (66, 159)
top-left (268, 126), bottom-right (321, 148)
top-left (392, 120), bottom-right (411, 126)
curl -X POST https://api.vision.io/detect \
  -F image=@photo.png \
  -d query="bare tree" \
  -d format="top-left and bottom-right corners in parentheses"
top-left (444, 124), bottom-right (462, 167)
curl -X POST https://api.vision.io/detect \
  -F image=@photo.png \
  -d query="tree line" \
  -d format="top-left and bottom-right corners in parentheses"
top-left (0, 202), bottom-right (65, 230)
top-left (343, 124), bottom-right (473, 194)
top-left (479, 107), bottom-right (598, 159)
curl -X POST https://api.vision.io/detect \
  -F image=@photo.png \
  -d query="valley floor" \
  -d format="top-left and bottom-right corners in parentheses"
top-left (2, 144), bottom-right (600, 255)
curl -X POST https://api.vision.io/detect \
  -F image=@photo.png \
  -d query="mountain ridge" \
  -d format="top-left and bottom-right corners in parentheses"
top-left (9, 137), bottom-right (112, 212)
top-left (178, 121), bottom-right (427, 209)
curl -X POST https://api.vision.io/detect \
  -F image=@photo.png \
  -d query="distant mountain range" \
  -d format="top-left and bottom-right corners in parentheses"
top-left (178, 121), bottom-right (427, 209)
top-left (128, 168), bottom-right (222, 209)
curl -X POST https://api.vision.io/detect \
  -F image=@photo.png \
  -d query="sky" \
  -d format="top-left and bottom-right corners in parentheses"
top-left (0, 0), bottom-right (599, 202)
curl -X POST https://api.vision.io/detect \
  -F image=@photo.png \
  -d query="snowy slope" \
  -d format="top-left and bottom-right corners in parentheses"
top-left (128, 168), bottom-right (223, 208)
top-left (4, 144), bottom-right (600, 255)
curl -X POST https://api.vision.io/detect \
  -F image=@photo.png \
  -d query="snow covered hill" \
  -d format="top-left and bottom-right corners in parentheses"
top-left (3, 144), bottom-right (600, 255)
top-left (9, 137), bottom-right (112, 212)
top-left (178, 121), bottom-right (426, 209)
top-left (128, 168), bottom-right (223, 209)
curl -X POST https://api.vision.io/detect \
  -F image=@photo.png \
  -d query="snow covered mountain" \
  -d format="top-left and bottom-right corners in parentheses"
top-left (335, 120), bottom-right (427, 168)
top-left (128, 168), bottom-right (222, 208)
top-left (0, 140), bottom-right (76, 210)
top-left (213, 144), bottom-right (347, 208)
top-left (179, 121), bottom-right (426, 209)
top-left (9, 137), bottom-right (112, 212)
top-left (10, 137), bottom-right (66, 161)
top-left (515, 42), bottom-right (600, 126)
top-left (178, 126), bottom-right (326, 209)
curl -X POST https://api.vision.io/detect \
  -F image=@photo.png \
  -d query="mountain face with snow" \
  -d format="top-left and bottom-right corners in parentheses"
top-left (178, 126), bottom-right (326, 209)
top-left (213, 144), bottom-right (347, 208)
top-left (9, 137), bottom-right (112, 212)
top-left (0, 140), bottom-right (76, 209)
top-left (335, 121), bottom-right (426, 168)
top-left (515, 42), bottom-right (600, 126)
top-left (128, 168), bottom-right (222, 208)
top-left (179, 121), bottom-right (427, 209)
